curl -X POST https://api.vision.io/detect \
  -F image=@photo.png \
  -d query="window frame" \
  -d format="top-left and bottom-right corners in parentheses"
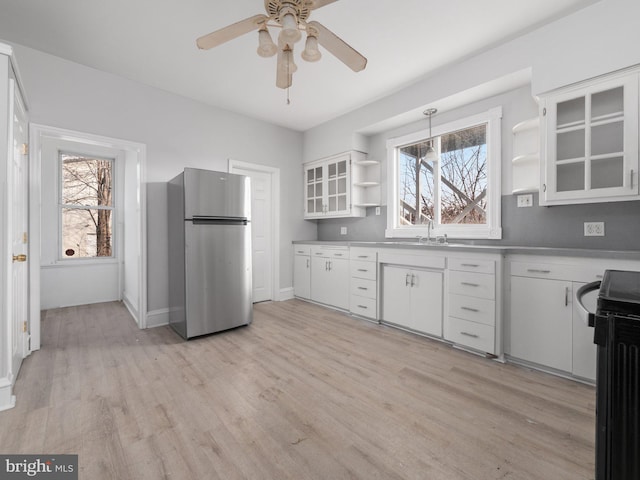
top-left (58, 150), bottom-right (117, 262)
top-left (386, 107), bottom-right (503, 240)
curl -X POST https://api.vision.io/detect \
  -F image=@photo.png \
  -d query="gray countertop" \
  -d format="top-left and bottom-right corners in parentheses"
top-left (292, 240), bottom-right (640, 260)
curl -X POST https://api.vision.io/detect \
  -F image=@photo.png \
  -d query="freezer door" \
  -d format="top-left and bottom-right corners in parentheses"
top-left (183, 168), bottom-right (251, 220)
top-left (184, 221), bottom-right (252, 338)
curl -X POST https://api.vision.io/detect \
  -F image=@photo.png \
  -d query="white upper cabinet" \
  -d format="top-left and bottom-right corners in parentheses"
top-left (304, 151), bottom-right (377, 219)
top-left (540, 70), bottom-right (639, 205)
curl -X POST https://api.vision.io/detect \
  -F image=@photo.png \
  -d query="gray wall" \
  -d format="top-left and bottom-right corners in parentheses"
top-left (317, 199), bottom-right (640, 251)
top-left (15, 44), bottom-right (316, 313)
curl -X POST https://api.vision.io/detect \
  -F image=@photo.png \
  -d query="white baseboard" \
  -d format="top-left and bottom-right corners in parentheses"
top-left (146, 308), bottom-right (169, 328)
top-left (0, 378), bottom-right (16, 412)
top-left (278, 287), bottom-right (294, 301)
top-left (122, 292), bottom-right (139, 326)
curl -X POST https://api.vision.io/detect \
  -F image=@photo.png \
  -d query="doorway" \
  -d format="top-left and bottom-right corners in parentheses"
top-left (228, 160), bottom-right (280, 302)
top-left (30, 125), bottom-right (147, 349)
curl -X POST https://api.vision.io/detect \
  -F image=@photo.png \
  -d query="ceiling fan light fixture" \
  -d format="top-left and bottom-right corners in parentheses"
top-left (257, 26), bottom-right (278, 57)
top-left (279, 11), bottom-right (302, 44)
top-left (301, 34), bottom-right (321, 62)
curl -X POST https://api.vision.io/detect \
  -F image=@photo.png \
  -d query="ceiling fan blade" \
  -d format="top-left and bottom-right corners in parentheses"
top-left (306, 21), bottom-right (367, 72)
top-left (308, 0), bottom-right (339, 10)
top-left (196, 14), bottom-right (268, 50)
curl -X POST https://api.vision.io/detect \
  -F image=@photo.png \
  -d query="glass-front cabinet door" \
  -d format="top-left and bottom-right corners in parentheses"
top-left (326, 157), bottom-right (348, 214)
top-left (541, 72), bottom-right (639, 205)
top-left (303, 153), bottom-right (354, 218)
top-left (305, 164), bottom-right (324, 216)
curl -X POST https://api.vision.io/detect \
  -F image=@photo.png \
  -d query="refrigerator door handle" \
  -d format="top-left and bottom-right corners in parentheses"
top-left (192, 216), bottom-right (248, 225)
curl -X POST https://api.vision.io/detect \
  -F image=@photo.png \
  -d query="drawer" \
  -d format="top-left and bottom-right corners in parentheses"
top-left (449, 257), bottom-right (495, 274)
top-left (294, 245), bottom-right (311, 256)
top-left (311, 245), bottom-right (350, 259)
top-left (448, 294), bottom-right (495, 326)
top-left (449, 271), bottom-right (495, 299)
top-left (350, 295), bottom-right (377, 319)
top-left (350, 277), bottom-right (376, 300)
top-left (350, 260), bottom-right (377, 280)
top-left (447, 317), bottom-right (495, 354)
top-left (350, 248), bottom-right (377, 262)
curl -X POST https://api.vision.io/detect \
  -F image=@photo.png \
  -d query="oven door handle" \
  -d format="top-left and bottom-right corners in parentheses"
top-left (576, 280), bottom-right (601, 327)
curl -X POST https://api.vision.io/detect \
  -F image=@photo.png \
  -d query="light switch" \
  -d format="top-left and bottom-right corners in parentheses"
top-left (340, 227), bottom-right (347, 235)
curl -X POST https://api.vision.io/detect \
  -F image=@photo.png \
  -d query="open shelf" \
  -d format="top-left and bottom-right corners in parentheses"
top-left (354, 160), bottom-right (380, 166)
top-left (512, 153), bottom-right (538, 165)
top-left (354, 181), bottom-right (380, 187)
top-left (512, 117), bottom-right (540, 134)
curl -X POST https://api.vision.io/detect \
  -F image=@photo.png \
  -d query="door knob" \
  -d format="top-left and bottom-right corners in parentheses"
top-left (12, 254), bottom-right (27, 262)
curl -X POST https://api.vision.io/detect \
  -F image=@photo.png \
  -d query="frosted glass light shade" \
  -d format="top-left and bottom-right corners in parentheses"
top-left (279, 13), bottom-right (301, 44)
top-left (257, 28), bottom-right (277, 57)
top-left (301, 35), bottom-right (321, 62)
top-left (425, 144), bottom-right (438, 162)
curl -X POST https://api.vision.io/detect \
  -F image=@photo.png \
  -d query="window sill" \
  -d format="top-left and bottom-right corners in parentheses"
top-left (386, 226), bottom-right (502, 240)
top-left (42, 259), bottom-right (120, 269)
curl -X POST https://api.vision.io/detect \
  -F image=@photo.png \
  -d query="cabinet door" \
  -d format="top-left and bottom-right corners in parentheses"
top-left (310, 256), bottom-right (349, 309)
top-left (509, 276), bottom-right (572, 372)
top-left (327, 257), bottom-right (349, 310)
top-left (293, 255), bottom-right (311, 299)
top-left (382, 266), bottom-right (411, 328)
top-left (311, 256), bottom-right (330, 305)
top-left (411, 269), bottom-right (443, 337)
top-left (542, 74), bottom-right (639, 204)
top-left (325, 156), bottom-right (350, 215)
top-left (304, 164), bottom-right (325, 217)
top-left (572, 281), bottom-right (597, 381)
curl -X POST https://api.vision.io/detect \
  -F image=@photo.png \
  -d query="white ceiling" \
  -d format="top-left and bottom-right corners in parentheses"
top-left (0, 0), bottom-right (596, 131)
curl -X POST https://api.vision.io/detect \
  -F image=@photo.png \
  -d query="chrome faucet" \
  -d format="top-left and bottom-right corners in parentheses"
top-left (427, 219), bottom-right (434, 244)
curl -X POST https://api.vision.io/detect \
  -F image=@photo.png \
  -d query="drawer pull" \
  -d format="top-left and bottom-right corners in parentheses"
top-left (461, 263), bottom-right (480, 268)
top-left (460, 331), bottom-right (479, 339)
top-left (527, 269), bottom-right (551, 274)
top-left (358, 255), bottom-right (370, 259)
top-left (335, 253), bottom-right (344, 257)
top-left (461, 306), bottom-right (479, 313)
top-left (357, 287), bottom-right (368, 291)
top-left (297, 250), bottom-right (305, 254)
top-left (461, 282), bottom-right (479, 287)
top-left (357, 269), bottom-right (369, 272)
top-left (357, 305), bottom-right (368, 309)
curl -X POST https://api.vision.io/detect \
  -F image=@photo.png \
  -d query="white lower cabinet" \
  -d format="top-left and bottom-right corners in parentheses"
top-left (507, 257), bottom-right (618, 381)
top-left (310, 246), bottom-right (349, 310)
top-left (382, 265), bottom-right (443, 337)
top-left (510, 276), bottom-right (573, 372)
top-left (445, 256), bottom-right (499, 355)
top-left (349, 248), bottom-right (378, 320)
top-left (293, 246), bottom-right (311, 299)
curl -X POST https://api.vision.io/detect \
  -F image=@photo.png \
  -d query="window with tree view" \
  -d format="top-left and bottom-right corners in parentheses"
top-left (399, 124), bottom-right (487, 226)
top-left (388, 107), bottom-right (502, 239)
top-left (60, 152), bottom-right (114, 259)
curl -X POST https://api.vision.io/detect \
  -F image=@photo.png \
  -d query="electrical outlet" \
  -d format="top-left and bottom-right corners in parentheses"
top-left (375, 206), bottom-right (381, 215)
top-left (584, 222), bottom-right (605, 237)
top-left (517, 194), bottom-right (533, 208)
top-left (340, 226), bottom-right (347, 235)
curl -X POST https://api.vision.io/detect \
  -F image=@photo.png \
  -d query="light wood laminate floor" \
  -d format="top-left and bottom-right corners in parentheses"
top-left (0, 300), bottom-right (595, 479)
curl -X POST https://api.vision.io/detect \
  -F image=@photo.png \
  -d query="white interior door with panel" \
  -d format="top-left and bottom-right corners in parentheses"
top-left (229, 160), bottom-right (280, 303)
top-left (10, 78), bottom-right (29, 378)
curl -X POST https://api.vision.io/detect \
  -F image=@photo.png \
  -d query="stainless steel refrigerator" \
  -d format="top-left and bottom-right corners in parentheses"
top-left (168, 168), bottom-right (252, 339)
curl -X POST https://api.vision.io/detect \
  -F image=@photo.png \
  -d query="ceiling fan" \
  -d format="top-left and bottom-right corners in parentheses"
top-left (196, 0), bottom-right (367, 90)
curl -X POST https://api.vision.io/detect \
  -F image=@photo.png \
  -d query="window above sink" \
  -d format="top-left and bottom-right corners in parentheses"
top-left (386, 107), bottom-right (503, 240)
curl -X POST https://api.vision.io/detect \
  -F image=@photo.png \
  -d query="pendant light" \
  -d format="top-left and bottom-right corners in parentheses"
top-left (423, 108), bottom-right (438, 162)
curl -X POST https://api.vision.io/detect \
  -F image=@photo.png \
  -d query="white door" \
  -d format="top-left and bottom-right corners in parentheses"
top-left (228, 163), bottom-right (276, 303)
top-left (10, 79), bottom-right (29, 373)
